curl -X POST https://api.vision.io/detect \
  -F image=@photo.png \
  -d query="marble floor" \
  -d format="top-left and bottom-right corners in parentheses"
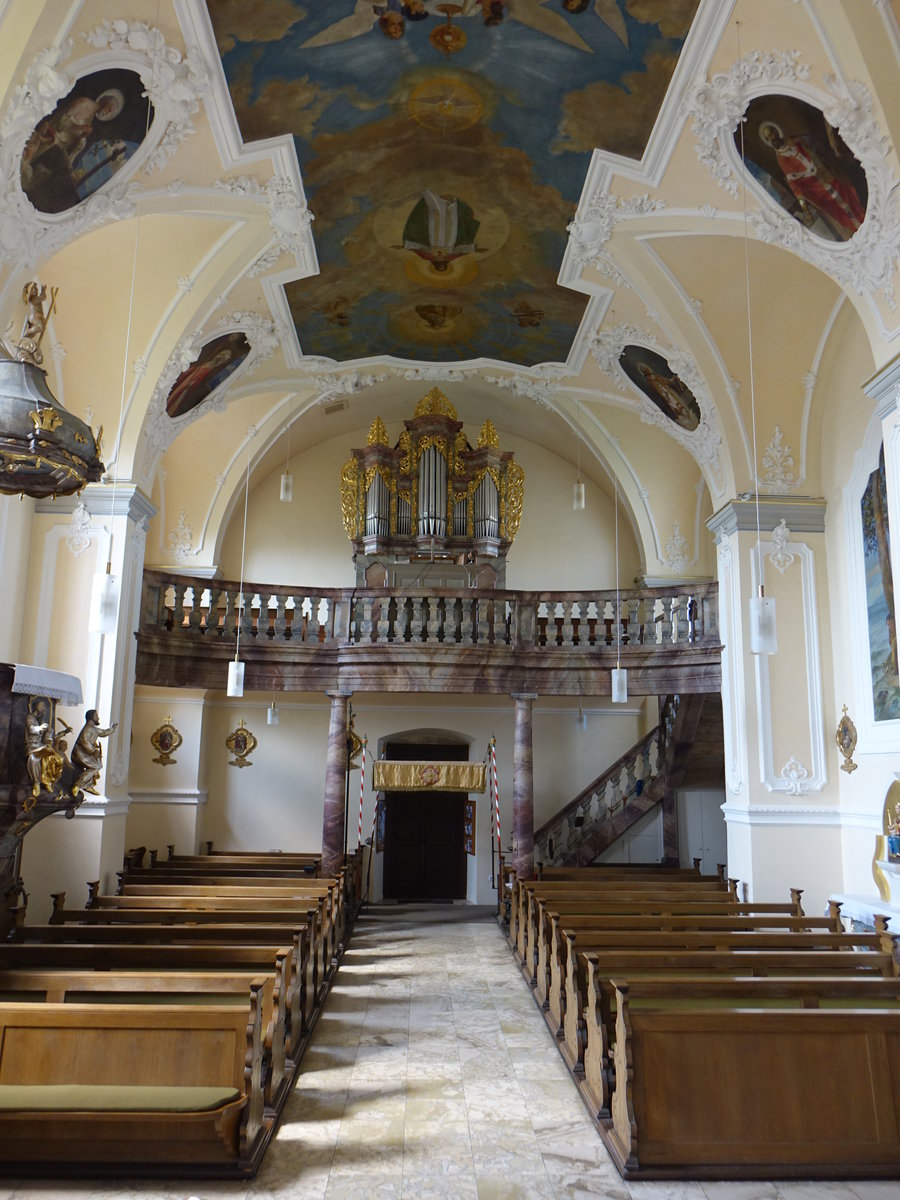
top-left (3, 904), bottom-right (898, 1200)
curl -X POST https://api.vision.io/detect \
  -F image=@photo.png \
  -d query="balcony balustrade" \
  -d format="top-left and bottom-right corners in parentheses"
top-left (135, 570), bottom-right (722, 697)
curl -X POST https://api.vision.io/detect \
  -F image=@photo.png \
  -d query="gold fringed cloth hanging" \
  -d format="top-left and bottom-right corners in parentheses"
top-left (373, 760), bottom-right (487, 793)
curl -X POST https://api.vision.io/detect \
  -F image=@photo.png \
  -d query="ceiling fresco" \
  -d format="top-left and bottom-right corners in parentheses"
top-left (208, 0), bottom-right (699, 368)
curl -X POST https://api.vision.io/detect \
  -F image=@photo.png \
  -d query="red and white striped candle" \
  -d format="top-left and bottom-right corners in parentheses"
top-left (357, 737), bottom-right (367, 847)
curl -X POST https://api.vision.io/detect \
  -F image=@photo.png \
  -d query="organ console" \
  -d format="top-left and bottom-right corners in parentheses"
top-left (341, 388), bottom-right (524, 587)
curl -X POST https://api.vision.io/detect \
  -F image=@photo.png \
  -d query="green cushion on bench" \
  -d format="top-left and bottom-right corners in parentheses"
top-left (0, 1084), bottom-right (242, 1112)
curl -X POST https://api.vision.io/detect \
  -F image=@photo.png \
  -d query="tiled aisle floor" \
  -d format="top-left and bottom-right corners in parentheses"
top-left (3, 904), bottom-right (898, 1200)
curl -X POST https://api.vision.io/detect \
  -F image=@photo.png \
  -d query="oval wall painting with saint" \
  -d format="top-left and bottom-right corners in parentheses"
top-left (735, 95), bottom-right (868, 243)
top-left (20, 69), bottom-right (154, 215)
top-left (166, 333), bottom-right (251, 419)
top-left (618, 346), bottom-right (701, 432)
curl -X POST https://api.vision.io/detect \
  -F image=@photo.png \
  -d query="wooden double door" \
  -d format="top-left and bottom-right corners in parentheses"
top-left (381, 741), bottom-right (468, 901)
top-left (382, 791), bottom-right (466, 900)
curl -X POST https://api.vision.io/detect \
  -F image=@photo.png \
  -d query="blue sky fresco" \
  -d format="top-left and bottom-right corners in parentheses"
top-left (210, 0), bottom-right (698, 366)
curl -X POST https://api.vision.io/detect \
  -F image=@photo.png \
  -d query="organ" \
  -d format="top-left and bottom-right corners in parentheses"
top-left (340, 388), bottom-right (524, 587)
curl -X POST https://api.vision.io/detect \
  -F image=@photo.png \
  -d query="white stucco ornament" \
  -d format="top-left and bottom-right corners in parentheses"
top-left (687, 53), bottom-right (900, 310)
top-left (590, 324), bottom-right (727, 498)
top-left (0, 21), bottom-right (206, 271)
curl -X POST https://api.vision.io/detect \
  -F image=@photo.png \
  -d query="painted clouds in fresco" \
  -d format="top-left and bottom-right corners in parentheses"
top-left (208, 0), bottom-right (699, 366)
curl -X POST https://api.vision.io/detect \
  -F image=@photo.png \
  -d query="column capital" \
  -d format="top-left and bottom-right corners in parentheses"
top-left (510, 692), bottom-right (538, 703)
top-left (707, 497), bottom-right (826, 541)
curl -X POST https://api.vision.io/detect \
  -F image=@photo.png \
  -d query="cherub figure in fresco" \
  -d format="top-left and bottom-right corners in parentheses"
top-left (302, 0), bottom-right (595, 51)
top-left (301, 0), bottom-right (409, 47)
top-left (560, 0), bottom-right (629, 48)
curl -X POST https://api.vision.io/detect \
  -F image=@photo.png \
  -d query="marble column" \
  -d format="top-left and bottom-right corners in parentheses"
top-left (512, 692), bottom-right (537, 881)
top-left (321, 691), bottom-right (351, 878)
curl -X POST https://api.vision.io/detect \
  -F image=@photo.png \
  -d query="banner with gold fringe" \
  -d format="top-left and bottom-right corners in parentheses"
top-left (372, 760), bottom-right (487, 793)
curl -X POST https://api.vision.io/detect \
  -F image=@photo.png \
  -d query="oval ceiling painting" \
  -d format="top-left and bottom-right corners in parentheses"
top-left (165, 332), bottom-right (251, 420)
top-left (619, 345), bottom-right (701, 432)
top-left (735, 95), bottom-right (868, 243)
top-left (20, 68), bottom-right (154, 215)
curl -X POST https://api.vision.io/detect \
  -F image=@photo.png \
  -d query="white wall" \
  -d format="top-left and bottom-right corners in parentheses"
top-left (0, 494), bottom-right (34, 662)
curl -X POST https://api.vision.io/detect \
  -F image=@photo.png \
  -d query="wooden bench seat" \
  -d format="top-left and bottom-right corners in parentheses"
top-left (10, 928), bottom-right (313, 1054)
top-left (0, 995), bottom-right (269, 1177)
top-left (556, 943), bottom-right (897, 1073)
top-left (512, 880), bottom-right (785, 966)
top-left (112, 880), bottom-right (343, 946)
top-left (0, 967), bottom-right (290, 1110)
top-left (579, 972), bottom-right (900, 1122)
top-left (530, 906), bottom-right (842, 1008)
top-left (51, 895), bottom-right (328, 1019)
top-left (605, 981), bottom-right (900, 1178)
top-left (0, 942), bottom-right (310, 1059)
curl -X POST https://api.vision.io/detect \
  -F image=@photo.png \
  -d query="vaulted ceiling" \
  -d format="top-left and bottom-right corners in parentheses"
top-left (1, 0), bottom-right (896, 581)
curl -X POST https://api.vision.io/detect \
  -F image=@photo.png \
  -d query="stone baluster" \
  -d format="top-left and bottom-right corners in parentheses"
top-left (448, 597), bottom-right (462, 644)
top-left (460, 596), bottom-right (475, 643)
top-left (205, 586), bottom-right (222, 636)
top-left (273, 593), bottom-right (288, 641)
top-left (171, 583), bottom-right (186, 633)
top-left (409, 596), bottom-right (425, 641)
top-left (376, 596), bottom-right (392, 642)
top-left (476, 598), bottom-right (490, 644)
top-left (560, 601), bottom-right (575, 647)
top-left (186, 586), bottom-right (202, 633)
top-left (426, 596), bottom-right (441, 641)
top-left (357, 595), bottom-right (374, 642)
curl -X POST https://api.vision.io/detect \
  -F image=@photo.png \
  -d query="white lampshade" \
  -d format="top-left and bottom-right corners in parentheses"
top-left (267, 700), bottom-right (279, 726)
top-left (573, 479), bottom-right (585, 511)
top-left (748, 594), bottom-right (777, 655)
top-left (280, 471), bottom-right (293, 503)
top-left (576, 707), bottom-right (587, 730)
top-left (611, 666), bottom-right (628, 704)
top-left (226, 659), bottom-right (245, 697)
top-left (89, 570), bottom-right (119, 634)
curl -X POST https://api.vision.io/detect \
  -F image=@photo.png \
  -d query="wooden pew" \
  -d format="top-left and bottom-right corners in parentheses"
top-left (0, 942), bottom-right (309, 1061)
top-left (531, 904), bottom-right (843, 1010)
top-left (556, 940), bottom-right (897, 1075)
top-left (513, 878), bottom-right (784, 974)
top-left (11, 925), bottom-right (313, 1053)
top-left (510, 876), bottom-right (749, 963)
top-left (605, 979), bottom-right (900, 1178)
top-left (52, 893), bottom-right (327, 1020)
top-left (0, 967), bottom-right (290, 1111)
top-left (110, 878), bottom-right (344, 962)
top-left (580, 971), bottom-right (900, 1123)
top-left (0, 992), bottom-right (269, 1176)
top-left (521, 887), bottom-right (809, 990)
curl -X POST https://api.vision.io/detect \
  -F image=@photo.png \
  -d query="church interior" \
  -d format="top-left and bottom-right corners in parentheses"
top-left (1, 0), bottom-right (900, 1194)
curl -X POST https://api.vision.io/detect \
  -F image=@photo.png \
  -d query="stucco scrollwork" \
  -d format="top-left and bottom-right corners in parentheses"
top-left (767, 519), bottom-right (795, 574)
top-left (761, 426), bottom-right (796, 494)
top-left (780, 756), bottom-right (811, 796)
top-left (566, 191), bottom-right (666, 272)
top-left (590, 324), bottom-right (727, 498)
top-left (0, 21), bottom-right (206, 270)
top-left (687, 53), bottom-right (900, 309)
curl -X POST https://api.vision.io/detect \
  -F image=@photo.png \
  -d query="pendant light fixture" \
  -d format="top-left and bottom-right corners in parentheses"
top-left (573, 396), bottom-right (585, 510)
top-left (227, 442), bottom-right (252, 697)
top-left (280, 392), bottom-right (293, 503)
top-left (737, 22), bottom-right (776, 655)
top-left (267, 694), bottom-right (279, 725)
top-left (611, 474), bottom-right (627, 703)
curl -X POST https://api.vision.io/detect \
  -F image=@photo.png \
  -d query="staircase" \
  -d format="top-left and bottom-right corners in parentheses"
top-left (533, 694), bottom-right (724, 868)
